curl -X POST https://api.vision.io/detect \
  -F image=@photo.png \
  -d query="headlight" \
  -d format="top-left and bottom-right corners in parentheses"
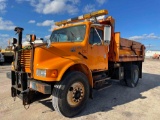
top-left (36, 69), bottom-right (46, 77)
top-left (36, 69), bottom-right (58, 78)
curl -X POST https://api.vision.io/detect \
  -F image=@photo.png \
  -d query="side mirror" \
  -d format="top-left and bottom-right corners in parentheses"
top-left (46, 39), bottom-right (51, 48)
top-left (104, 26), bottom-right (111, 45)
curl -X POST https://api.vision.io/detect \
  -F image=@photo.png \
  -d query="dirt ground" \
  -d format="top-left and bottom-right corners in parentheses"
top-left (0, 59), bottom-right (160, 120)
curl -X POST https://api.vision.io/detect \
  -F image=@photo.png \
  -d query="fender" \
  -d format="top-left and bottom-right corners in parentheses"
top-left (34, 55), bottom-right (93, 87)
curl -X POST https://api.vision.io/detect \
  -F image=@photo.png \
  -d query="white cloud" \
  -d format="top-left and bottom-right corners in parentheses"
top-left (15, 0), bottom-right (22, 3)
top-left (64, 4), bottom-right (78, 15)
top-left (83, 0), bottom-right (107, 13)
top-left (0, 17), bottom-right (16, 30)
top-left (49, 25), bottom-right (57, 32)
top-left (83, 4), bottom-right (96, 13)
top-left (41, 1), bottom-right (66, 14)
top-left (16, 0), bottom-right (31, 3)
top-left (16, 0), bottom-right (79, 15)
top-left (28, 20), bottom-right (36, 23)
top-left (129, 33), bottom-right (160, 40)
top-left (36, 20), bottom-right (57, 32)
top-left (0, 0), bottom-right (7, 13)
top-left (44, 35), bottom-right (50, 39)
top-left (69, 0), bottom-right (80, 4)
top-left (0, 34), bottom-right (9, 37)
top-left (0, 34), bottom-right (11, 48)
top-left (37, 20), bottom-right (54, 26)
top-left (96, 0), bottom-right (107, 5)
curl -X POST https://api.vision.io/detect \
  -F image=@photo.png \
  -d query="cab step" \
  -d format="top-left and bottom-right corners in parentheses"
top-left (94, 82), bottom-right (112, 91)
top-left (94, 77), bottom-right (111, 83)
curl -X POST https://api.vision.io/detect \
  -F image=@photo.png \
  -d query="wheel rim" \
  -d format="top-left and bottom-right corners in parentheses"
top-left (67, 82), bottom-right (85, 107)
top-left (133, 69), bottom-right (138, 83)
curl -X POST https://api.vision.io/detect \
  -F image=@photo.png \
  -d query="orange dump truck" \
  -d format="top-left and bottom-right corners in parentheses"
top-left (152, 53), bottom-right (160, 59)
top-left (8, 9), bottom-right (145, 117)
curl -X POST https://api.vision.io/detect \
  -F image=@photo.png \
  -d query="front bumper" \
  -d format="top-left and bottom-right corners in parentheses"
top-left (8, 71), bottom-right (52, 105)
top-left (29, 80), bottom-right (51, 94)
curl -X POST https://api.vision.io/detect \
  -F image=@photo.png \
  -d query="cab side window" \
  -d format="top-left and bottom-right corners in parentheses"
top-left (89, 27), bottom-right (103, 44)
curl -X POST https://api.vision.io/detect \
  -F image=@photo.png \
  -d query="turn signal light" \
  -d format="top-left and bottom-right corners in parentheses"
top-left (50, 69), bottom-right (58, 78)
top-left (46, 69), bottom-right (58, 78)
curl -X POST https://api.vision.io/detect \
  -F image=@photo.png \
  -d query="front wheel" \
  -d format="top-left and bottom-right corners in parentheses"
top-left (52, 71), bottom-right (89, 117)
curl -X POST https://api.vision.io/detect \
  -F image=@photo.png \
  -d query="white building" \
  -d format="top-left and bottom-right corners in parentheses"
top-left (145, 50), bottom-right (160, 58)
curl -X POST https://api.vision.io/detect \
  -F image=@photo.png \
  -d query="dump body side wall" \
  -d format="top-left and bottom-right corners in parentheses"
top-left (109, 32), bottom-right (145, 62)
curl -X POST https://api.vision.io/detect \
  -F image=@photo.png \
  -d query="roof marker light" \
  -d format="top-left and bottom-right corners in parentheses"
top-left (55, 9), bottom-right (108, 26)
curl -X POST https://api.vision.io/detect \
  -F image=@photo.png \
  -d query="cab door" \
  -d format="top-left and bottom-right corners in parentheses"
top-left (87, 27), bottom-right (108, 71)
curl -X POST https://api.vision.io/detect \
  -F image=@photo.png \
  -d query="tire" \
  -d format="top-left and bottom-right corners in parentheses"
top-left (52, 71), bottom-right (89, 117)
top-left (125, 65), bottom-right (139, 88)
top-left (120, 79), bottom-right (127, 86)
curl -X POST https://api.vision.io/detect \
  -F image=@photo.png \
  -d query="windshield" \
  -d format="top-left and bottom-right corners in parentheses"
top-left (50, 25), bottom-right (86, 42)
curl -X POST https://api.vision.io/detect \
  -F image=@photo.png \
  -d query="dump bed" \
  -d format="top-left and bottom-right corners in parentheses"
top-left (109, 32), bottom-right (145, 62)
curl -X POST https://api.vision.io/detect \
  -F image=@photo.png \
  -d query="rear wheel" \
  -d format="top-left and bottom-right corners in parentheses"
top-left (52, 71), bottom-right (89, 117)
top-left (125, 65), bottom-right (139, 88)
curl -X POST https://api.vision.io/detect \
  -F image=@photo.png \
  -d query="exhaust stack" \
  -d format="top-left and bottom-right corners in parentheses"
top-left (14, 27), bottom-right (24, 71)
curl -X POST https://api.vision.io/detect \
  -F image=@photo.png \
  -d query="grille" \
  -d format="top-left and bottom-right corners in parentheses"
top-left (20, 50), bottom-right (31, 72)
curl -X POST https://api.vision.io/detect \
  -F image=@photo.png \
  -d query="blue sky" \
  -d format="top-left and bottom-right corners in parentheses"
top-left (0, 0), bottom-right (160, 50)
